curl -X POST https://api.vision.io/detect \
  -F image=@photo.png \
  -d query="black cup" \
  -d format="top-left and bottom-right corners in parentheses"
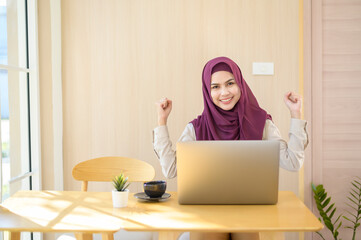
top-left (143, 180), bottom-right (166, 198)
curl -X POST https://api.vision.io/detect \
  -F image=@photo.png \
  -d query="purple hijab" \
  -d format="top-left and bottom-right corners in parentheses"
top-left (190, 57), bottom-right (272, 140)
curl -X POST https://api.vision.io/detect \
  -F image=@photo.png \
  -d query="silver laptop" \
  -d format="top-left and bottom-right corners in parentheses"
top-left (176, 140), bottom-right (280, 205)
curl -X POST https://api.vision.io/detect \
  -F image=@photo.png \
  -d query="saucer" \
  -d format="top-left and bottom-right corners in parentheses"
top-left (134, 192), bottom-right (171, 202)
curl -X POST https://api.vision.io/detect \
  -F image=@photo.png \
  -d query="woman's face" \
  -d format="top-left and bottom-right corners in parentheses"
top-left (210, 71), bottom-right (241, 111)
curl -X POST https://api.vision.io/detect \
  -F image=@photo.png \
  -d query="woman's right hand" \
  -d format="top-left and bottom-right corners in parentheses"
top-left (156, 97), bottom-right (172, 126)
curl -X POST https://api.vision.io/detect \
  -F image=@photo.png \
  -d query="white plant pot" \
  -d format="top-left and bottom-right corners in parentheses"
top-left (112, 189), bottom-right (129, 208)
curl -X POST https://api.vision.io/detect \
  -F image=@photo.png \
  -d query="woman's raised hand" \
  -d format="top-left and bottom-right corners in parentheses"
top-left (156, 97), bottom-right (173, 126)
top-left (283, 91), bottom-right (302, 119)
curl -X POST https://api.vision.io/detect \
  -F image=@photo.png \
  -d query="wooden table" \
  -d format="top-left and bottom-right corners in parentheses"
top-left (0, 191), bottom-right (323, 240)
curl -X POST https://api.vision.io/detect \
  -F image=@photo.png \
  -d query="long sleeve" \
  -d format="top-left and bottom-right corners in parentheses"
top-left (153, 124), bottom-right (195, 179)
top-left (263, 119), bottom-right (309, 171)
top-left (153, 119), bottom-right (308, 178)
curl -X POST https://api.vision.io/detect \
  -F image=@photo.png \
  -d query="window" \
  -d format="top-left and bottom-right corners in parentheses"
top-left (0, 0), bottom-right (40, 239)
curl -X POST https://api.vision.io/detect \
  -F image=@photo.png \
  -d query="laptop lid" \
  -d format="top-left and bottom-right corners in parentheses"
top-left (177, 140), bottom-right (280, 205)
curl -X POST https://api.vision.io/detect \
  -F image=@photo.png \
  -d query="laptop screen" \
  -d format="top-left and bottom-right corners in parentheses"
top-left (176, 140), bottom-right (280, 205)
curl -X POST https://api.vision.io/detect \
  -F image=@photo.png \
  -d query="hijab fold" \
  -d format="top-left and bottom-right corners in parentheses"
top-left (190, 57), bottom-right (271, 140)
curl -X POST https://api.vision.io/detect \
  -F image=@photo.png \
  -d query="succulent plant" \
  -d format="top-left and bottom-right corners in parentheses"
top-left (112, 173), bottom-right (130, 192)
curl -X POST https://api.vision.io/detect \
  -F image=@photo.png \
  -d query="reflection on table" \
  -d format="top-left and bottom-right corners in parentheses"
top-left (0, 191), bottom-right (323, 240)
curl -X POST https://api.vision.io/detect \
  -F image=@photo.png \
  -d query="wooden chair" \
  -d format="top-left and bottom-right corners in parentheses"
top-left (72, 156), bottom-right (156, 240)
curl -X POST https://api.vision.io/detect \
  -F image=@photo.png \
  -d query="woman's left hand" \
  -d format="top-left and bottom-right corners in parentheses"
top-left (283, 91), bottom-right (302, 119)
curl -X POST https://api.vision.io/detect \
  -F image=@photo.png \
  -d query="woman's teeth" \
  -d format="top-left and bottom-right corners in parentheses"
top-left (220, 97), bottom-right (232, 102)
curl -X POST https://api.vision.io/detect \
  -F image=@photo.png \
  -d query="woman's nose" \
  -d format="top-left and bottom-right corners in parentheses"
top-left (221, 87), bottom-right (230, 95)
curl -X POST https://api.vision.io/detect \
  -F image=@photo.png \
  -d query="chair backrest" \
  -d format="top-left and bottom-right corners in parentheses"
top-left (72, 156), bottom-right (155, 191)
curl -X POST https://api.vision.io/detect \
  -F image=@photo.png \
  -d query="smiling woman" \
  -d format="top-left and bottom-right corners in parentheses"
top-left (153, 56), bottom-right (308, 239)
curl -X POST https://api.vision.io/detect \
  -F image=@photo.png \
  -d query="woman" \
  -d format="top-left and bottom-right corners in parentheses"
top-left (153, 56), bottom-right (308, 240)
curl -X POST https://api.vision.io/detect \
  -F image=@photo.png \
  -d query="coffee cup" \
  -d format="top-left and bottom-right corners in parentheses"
top-left (143, 180), bottom-right (166, 198)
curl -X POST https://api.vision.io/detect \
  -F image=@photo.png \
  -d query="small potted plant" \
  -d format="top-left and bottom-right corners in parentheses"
top-left (112, 173), bottom-right (130, 208)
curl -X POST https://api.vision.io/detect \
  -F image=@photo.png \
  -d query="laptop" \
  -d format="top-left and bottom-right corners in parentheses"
top-left (176, 140), bottom-right (280, 205)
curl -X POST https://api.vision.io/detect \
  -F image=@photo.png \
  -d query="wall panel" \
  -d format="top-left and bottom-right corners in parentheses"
top-left (307, 0), bottom-right (361, 239)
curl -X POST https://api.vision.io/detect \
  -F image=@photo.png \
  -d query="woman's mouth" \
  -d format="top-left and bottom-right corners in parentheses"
top-left (220, 97), bottom-right (233, 104)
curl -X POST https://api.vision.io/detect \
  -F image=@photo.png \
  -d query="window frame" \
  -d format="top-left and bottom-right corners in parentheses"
top-left (0, 0), bottom-right (41, 199)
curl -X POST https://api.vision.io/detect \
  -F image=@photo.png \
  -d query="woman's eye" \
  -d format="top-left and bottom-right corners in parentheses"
top-left (211, 85), bottom-right (219, 89)
top-left (228, 82), bottom-right (234, 86)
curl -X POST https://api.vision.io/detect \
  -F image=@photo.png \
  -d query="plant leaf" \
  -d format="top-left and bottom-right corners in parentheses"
top-left (122, 183), bottom-right (130, 191)
top-left (316, 184), bottom-right (323, 192)
top-left (315, 231), bottom-right (326, 240)
top-left (322, 197), bottom-right (331, 208)
top-left (348, 197), bottom-right (358, 206)
top-left (316, 202), bottom-right (324, 212)
top-left (335, 221), bottom-right (342, 231)
top-left (324, 219), bottom-right (334, 232)
top-left (351, 188), bottom-right (359, 197)
top-left (352, 182), bottom-right (359, 189)
top-left (343, 216), bottom-right (356, 225)
top-left (320, 192), bottom-right (327, 202)
top-left (329, 208), bottom-right (336, 220)
top-left (350, 191), bottom-right (358, 201)
top-left (334, 214), bottom-right (342, 224)
top-left (320, 213), bottom-right (329, 222)
top-left (345, 210), bottom-right (357, 219)
top-left (354, 180), bottom-right (361, 186)
top-left (112, 173), bottom-right (131, 191)
top-left (346, 203), bottom-right (358, 211)
top-left (318, 189), bottom-right (325, 198)
top-left (326, 203), bottom-right (335, 214)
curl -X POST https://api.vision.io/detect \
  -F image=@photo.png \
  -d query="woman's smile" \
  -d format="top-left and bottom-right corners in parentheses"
top-left (220, 97), bottom-right (233, 103)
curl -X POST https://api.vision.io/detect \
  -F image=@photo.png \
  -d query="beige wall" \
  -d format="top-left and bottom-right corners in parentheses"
top-left (61, 0), bottom-right (301, 196)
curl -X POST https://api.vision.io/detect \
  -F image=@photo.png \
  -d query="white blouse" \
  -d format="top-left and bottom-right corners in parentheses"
top-left (153, 119), bottom-right (309, 179)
